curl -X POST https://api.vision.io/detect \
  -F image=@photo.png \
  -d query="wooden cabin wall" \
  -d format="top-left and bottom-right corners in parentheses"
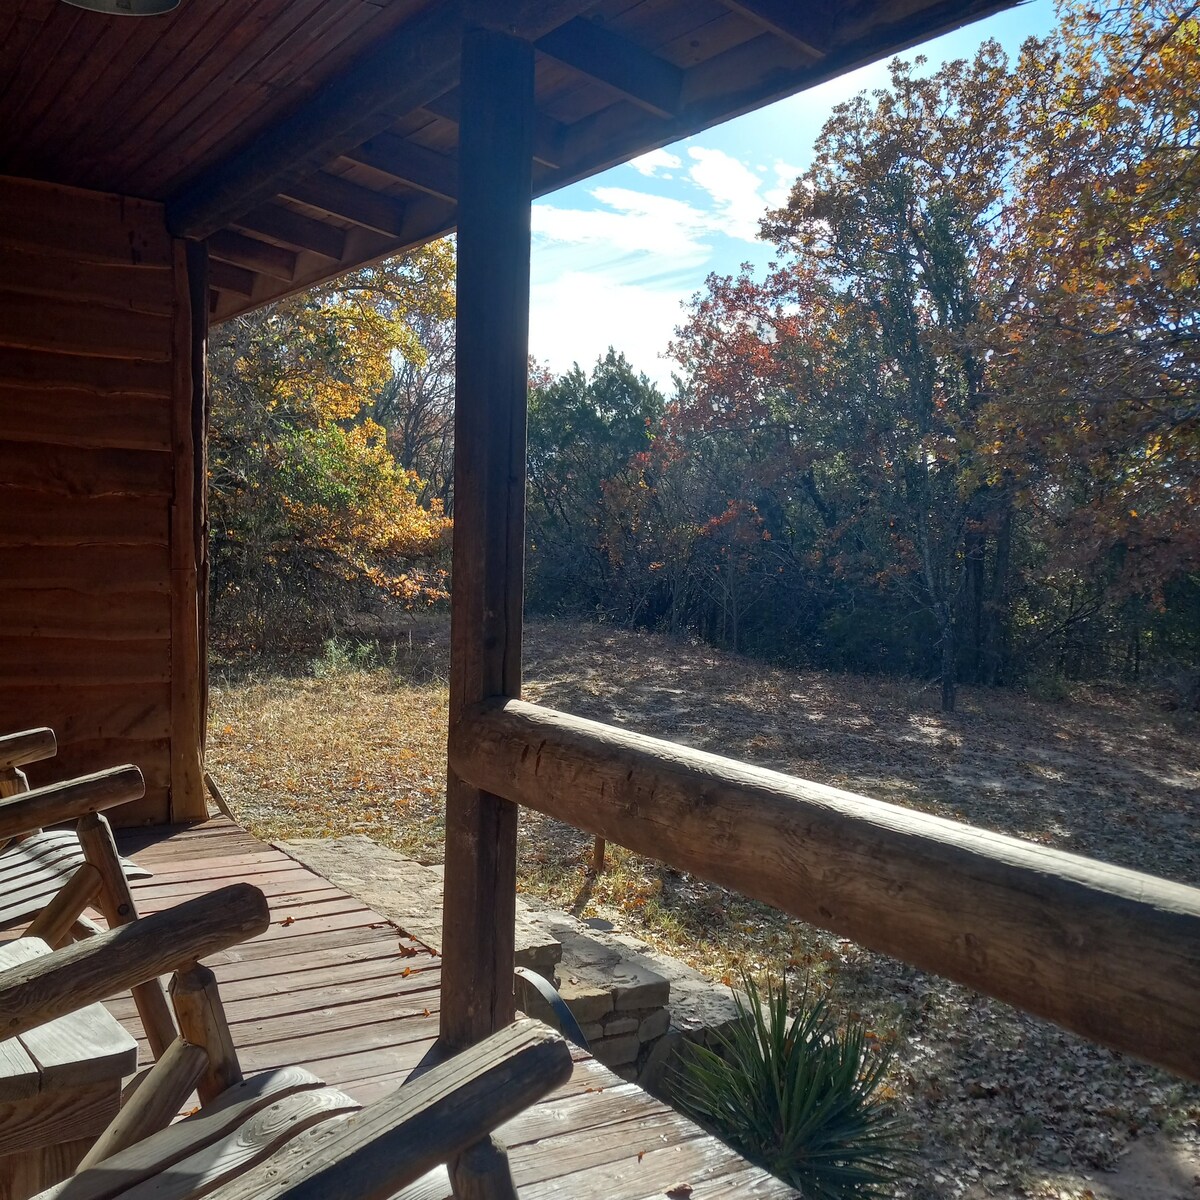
top-left (0, 175), bottom-right (206, 825)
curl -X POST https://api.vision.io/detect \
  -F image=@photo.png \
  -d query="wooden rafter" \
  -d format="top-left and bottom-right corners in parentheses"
top-left (422, 92), bottom-right (567, 170)
top-left (345, 134), bottom-right (457, 204)
top-left (279, 175), bottom-right (409, 239)
top-left (233, 203), bottom-right (346, 261)
top-left (719, 0), bottom-right (831, 59)
top-left (208, 260), bottom-right (255, 298)
top-left (164, 0), bottom-right (598, 240)
top-left (207, 231), bottom-right (295, 282)
top-left (535, 18), bottom-right (683, 118)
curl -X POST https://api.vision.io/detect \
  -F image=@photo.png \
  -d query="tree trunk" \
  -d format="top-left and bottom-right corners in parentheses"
top-left (982, 500), bottom-right (1013, 685)
top-left (940, 603), bottom-right (957, 713)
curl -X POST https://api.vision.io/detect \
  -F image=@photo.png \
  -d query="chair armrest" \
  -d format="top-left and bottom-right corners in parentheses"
top-left (0, 883), bottom-right (271, 1039)
top-left (0, 727), bottom-right (56, 772)
top-left (0, 765), bottom-right (144, 841)
top-left (202, 1018), bottom-right (573, 1200)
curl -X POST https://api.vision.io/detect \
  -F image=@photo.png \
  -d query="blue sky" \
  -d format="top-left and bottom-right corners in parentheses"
top-left (528, 0), bottom-right (1058, 390)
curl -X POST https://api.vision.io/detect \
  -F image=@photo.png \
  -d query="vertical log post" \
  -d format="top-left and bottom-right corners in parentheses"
top-left (168, 239), bottom-right (208, 822)
top-left (439, 26), bottom-right (535, 1053)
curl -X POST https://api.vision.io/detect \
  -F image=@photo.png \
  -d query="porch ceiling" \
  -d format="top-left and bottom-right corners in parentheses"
top-left (0, 0), bottom-right (1016, 321)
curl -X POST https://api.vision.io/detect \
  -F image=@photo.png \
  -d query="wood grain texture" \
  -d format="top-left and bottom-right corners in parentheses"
top-left (0, 388), bottom-right (172, 452)
top-left (168, 238), bottom-right (207, 823)
top-left (440, 27), bottom-right (534, 1053)
top-left (33, 1067), bottom-right (328, 1200)
top-left (78, 812), bottom-right (179, 1057)
top-left (0, 292), bottom-right (172, 362)
top-left (452, 698), bottom-right (1200, 1082)
top-left (0, 883), bottom-right (270, 1040)
top-left (170, 963), bottom-right (242, 1102)
top-left (24, 862), bottom-right (103, 948)
top-left (0, 176), bottom-right (171, 267)
top-left (93, 818), bottom-right (800, 1198)
top-left (76, 1038), bottom-right (209, 1170)
top-left (0, 728), bottom-right (56, 771)
top-left (0, 1084), bottom-right (118, 1159)
top-left (0, 767), bottom-right (145, 842)
top-left (201, 1020), bottom-right (570, 1200)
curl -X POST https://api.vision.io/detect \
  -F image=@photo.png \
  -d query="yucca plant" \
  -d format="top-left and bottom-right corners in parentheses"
top-left (672, 972), bottom-right (912, 1199)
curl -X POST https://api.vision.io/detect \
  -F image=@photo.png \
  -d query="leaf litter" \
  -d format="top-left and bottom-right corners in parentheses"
top-left (208, 617), bottom-right (1200, 1199)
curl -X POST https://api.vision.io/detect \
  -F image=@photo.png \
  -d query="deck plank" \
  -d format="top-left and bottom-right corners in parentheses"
top-left (109, 817), bottom-right (796, 1199)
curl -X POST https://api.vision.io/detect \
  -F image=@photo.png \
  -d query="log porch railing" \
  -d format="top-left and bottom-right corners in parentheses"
top-left (450, 698), bottom-right (1200, 1083)
top-left (436, 21), bottom-right (1199, 1091)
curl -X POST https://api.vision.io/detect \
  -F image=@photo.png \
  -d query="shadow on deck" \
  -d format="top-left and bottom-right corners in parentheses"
top-left (111, 817), bottom-right (796, 1199)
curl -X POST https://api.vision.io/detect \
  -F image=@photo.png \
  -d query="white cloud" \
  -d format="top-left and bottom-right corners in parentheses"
top-left (684, 146), bottom-right (769, 242)
top-left (533, 187), bottom-right (715, 263)
top-left (628, 148), bottom-right (683, 177)
top-left (529, 269), bottom-right (687, 391)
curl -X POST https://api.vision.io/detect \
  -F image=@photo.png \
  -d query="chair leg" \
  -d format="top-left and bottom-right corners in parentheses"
top-left (170, 961), bottom-right (243, 1103)
top-left (77, 812), bottom-right (178, 1057)
top-left (449, 1136), bottom-right (519, 1200)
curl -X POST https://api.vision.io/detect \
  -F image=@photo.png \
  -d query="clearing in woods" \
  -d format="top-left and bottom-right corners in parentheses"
top-left (208, 617), bottom-right (1200, 1200)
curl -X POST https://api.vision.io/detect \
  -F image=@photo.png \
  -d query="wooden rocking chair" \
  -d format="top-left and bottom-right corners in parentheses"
top-left (0, 731), bottom-right (176, 1058)
top-left (0, 884), bottom-right (572, 1200)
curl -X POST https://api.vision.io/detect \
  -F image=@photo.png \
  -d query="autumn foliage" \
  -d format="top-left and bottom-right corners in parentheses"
top-left (526, 0), bottom-right (1200, 708)
top-left (209, 246), bottom-right (454, 647)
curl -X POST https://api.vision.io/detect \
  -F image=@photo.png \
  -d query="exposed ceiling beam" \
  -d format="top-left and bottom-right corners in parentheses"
top-left (279, 174), bottom-right (410, 239)
top-left (719, 1), bottom-right (830, 59)
top-left (233, 203), bottom-right (346, 260)
top-left (208, 260), bottom-right (256, 298)
top-left (535, 18), bottom-right (682, 119)
top-left (207, 231), bottom-right (296, 282)
top-left (345, 134), bottom-right (457, 203)
top-left (422, 91), bottom-right (567, 169)
top-left (165, 0), bottom-right (600, 240)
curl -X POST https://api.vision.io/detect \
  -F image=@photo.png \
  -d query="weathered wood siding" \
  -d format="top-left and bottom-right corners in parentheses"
top-left (0, 175), bottom-right (205, 824)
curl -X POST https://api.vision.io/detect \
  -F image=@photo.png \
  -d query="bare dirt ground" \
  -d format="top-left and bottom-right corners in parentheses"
top-left (208, 617), bottom-right (1200, 1200)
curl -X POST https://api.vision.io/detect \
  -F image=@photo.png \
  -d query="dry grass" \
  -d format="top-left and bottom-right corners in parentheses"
top-left (208, 616), bottom-right (1200, 1200)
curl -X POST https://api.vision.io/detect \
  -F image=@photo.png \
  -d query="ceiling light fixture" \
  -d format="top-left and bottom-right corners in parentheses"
top-left (60, 0), bottom-right (180, 14)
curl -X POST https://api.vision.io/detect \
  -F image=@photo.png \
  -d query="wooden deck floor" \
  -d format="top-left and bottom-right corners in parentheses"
top-left (109, 817), bottom-right (797, 1200)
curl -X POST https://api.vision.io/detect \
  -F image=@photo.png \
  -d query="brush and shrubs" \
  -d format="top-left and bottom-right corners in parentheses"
top-left (672, 972), bottom-right (912, 1199)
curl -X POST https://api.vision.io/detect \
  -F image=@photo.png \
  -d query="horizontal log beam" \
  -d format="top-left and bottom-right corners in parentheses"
top-left (0, 883), bottom-right (270, 1040)
top-left (536, 18), bottom-right (682, 118)
top-left (0, 765), bottom-right (145, 841)
top-left (450, 699), bottom-right (1200, 1082)
top-left (0, 726), bottom-right (56, 771)
top-left (208, 260), bottom-right (256, 298)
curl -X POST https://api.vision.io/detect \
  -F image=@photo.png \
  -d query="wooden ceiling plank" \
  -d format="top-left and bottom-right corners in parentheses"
top-left (345, 134), bottom-right (457, 203)
top-left (3, 13), bottom-right (145, 170)
top-left (207, 232), bottom-right (297, 283)
top-left (109, 0), bottom-right (335, 195)
top-left (423, 91), bottom-right (567, 169)
top-left (208, 261), bottom-right (257, 298)
top-left (535, 16), bottom-right (682, 118)
top-left (62, 2), bottom-right (291, 190)
top-left (718, 0), bottom-right (829, 58)
top-left (279, 174), bottom-right (410, 239)
top-left (130, 0), bottom-right (378, 196)
top-left (233, 203), bottom-right (347, 261)
top-left (0, 8), bottom-right (83, 156)
top-left (164, 0), bottom-right (598, 239)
